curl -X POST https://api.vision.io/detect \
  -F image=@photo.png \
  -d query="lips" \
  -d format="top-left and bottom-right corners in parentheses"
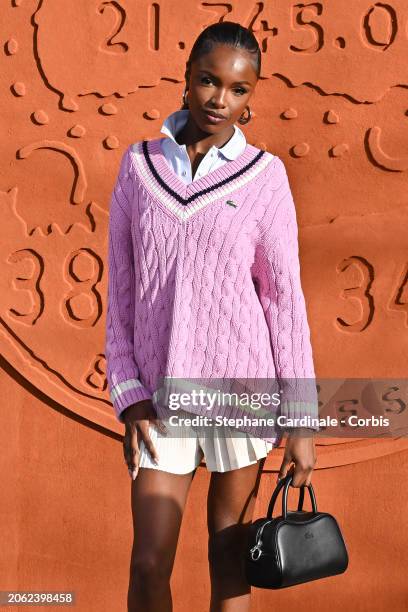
top-left (205, 110), bottom-right (226, 119)
top-left (202, 110), bottom-right (227, 124)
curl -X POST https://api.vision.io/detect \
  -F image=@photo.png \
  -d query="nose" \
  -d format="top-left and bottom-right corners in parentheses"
top-left (210, 90), bottom-right (227, 108)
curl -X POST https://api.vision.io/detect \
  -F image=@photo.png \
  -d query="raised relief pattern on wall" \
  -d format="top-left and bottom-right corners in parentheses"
top-left (1, 0), bottom-right (407, 464)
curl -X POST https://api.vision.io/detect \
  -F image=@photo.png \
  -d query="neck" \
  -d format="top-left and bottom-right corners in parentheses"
top-left (175, 110), bottom-right (235, 156)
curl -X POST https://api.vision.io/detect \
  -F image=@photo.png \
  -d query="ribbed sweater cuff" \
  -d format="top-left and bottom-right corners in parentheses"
top-left (111, 380), bottom-right (152, 423)
top-left (279, 399), bottom-right (320, 431)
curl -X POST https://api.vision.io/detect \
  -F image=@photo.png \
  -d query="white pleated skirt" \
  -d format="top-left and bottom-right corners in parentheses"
top-left (138, 409), bottom-right (276, 474)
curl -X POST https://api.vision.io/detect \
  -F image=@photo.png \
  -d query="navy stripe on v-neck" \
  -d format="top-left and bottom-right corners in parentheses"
top-left (142, 139), bottom-right (265, 206)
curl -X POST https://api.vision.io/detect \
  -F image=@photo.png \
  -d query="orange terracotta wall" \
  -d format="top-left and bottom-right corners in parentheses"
top-left (1, 1), bottom-right (408, 610)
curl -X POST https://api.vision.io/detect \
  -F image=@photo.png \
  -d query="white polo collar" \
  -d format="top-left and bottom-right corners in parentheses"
top-left (160, 108), bottom-right (246, 159)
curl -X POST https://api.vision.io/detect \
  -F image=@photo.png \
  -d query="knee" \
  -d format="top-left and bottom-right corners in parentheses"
top-left (131, 552), bottom-right (172, 587)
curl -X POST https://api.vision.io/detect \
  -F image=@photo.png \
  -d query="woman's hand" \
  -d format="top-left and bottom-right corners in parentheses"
top-left (277, 428), bottom-right (317, 487)
top-left (122, 399), bottom-right (167, 480)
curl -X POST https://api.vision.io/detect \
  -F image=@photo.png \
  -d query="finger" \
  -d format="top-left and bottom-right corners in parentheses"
top-left (152, 419), bottom-right (168, 435)
top-left (129, 436), bottom-right (141, 480)
top-left (137, 423), bottom-right (160, 465)
top-left (123, 436), bottom-right (135, 470)
top-left (123, 430), bottom-right (141, 480)
top-left (125, 444), bottom-right (140, 480)
top-left (277, 457), bottom-right (293, 482)
top-left (143, 436), bottom-right (160, 465)
top-left (291, 470), bottom-right (306, 488)
top-left (304, 467), bottom-right (315, 487)
top-left (291, 465), bottom-right (312, 488)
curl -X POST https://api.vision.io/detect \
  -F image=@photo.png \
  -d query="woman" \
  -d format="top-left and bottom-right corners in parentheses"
top-left (105, 21), bottom-right (318, 612)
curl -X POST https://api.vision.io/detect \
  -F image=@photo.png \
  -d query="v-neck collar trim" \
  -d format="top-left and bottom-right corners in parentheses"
top-left (130, 138), bottom-right (275, 222)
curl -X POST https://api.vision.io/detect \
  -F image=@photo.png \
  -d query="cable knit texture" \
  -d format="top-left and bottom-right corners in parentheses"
top-left (105, 137), bottom-right (319, 443)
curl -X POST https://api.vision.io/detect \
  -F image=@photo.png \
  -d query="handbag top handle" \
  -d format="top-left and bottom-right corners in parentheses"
top-left (267, 473), bottom-right (318, 519)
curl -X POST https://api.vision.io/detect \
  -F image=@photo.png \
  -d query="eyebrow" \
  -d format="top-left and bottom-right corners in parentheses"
top-left (197, 69), bottom-right (252, 86)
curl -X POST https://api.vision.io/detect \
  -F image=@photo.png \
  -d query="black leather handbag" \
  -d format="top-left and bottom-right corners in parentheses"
top-left (244, 473), bottom-right (349, 589)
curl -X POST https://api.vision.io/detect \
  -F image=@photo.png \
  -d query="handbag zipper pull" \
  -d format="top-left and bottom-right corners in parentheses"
top-left (250, 543), bottom-right (263, 561)
top-left (250, 518), bottom-right (274, 561)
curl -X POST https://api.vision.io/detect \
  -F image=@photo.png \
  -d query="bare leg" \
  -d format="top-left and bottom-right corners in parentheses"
top-left (128, 467), bottom-right (196, 612)
top-left (207, 458), bottom-right (265, 612)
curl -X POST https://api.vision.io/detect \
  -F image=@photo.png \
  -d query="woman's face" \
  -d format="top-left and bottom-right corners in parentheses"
top-left (186, 44), bottom-right (258, 134)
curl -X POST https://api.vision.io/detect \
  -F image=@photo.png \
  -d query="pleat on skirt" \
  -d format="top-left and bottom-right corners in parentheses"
top-left (138, 408), bottom-right (276, 474)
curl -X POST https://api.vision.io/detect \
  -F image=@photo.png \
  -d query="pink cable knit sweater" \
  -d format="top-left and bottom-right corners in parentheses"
top-left (104, 138), bottom-right (319, 444)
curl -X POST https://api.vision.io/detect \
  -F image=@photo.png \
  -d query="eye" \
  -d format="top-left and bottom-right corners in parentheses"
top-left (234, 87), bottom-right (247, 96)
top-left (201, 76), bottom-right (213, 85)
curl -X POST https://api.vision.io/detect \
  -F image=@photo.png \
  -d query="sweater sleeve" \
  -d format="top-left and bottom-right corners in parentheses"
top-left (105, 145), bottom-right (152, 423)
top-left (253, 156), bottom-right (320, 431)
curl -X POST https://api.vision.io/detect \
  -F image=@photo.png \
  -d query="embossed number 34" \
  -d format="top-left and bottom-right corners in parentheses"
top-left (336, 256), bottom-right (407, 332)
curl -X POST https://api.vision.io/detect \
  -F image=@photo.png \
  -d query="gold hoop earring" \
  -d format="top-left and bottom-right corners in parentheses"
top-left (238, 105), bottom-right (251, 125)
